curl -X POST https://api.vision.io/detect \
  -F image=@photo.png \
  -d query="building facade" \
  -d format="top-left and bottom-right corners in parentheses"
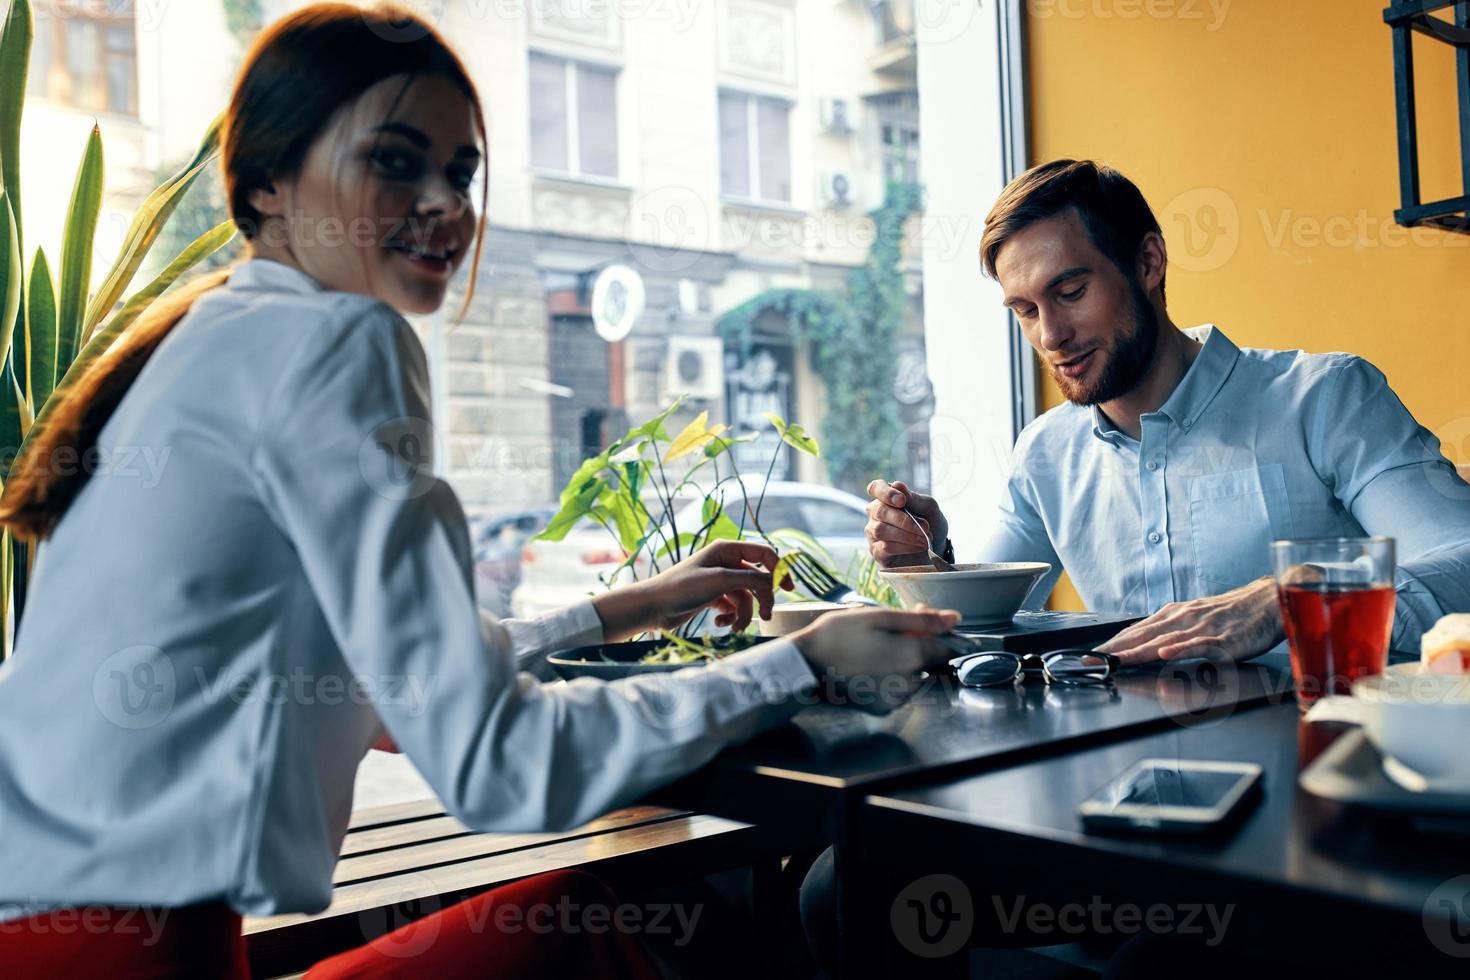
top-left (21, 0), bottom-right (938, 515)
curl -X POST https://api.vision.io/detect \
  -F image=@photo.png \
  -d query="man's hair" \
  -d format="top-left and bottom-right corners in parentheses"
top-left (980, 159), bottom-right (1166, 302)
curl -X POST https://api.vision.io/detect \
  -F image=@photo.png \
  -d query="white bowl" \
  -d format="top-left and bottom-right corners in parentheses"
top-left (758, 600), bottom-right (865, 637)
top-left (1354, 662), bottom-right (1470, 792)
top-left (878, 562), bottom-right (1052, 627)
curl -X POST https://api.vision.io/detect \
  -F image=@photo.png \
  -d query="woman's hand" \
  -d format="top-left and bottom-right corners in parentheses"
top-left (790, 606), bottom-right (961, 713)
top-left (591, 540), bottom-right (791, 643)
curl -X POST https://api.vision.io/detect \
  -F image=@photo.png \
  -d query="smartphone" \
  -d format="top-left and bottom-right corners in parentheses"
top-left (1078, 758), bottom-right (1263, 835)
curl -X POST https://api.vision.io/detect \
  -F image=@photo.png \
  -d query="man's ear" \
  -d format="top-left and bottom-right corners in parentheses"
top-left (1136, 230), bottom-right (1167, 296)
top-left (247, 182), bottom-right (285, 221)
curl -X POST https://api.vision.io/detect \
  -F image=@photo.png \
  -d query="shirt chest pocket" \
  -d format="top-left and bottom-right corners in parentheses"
top-left (1188, 463), bottom-right (1294, 593)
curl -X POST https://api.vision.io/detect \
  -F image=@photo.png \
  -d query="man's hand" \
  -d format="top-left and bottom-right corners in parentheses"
top-left (1093, 576), bottom-right (1285, 666)
top-left (865, 479), bottom-right (950, 568)
top-left (592, 540), bottom-right (793, 642)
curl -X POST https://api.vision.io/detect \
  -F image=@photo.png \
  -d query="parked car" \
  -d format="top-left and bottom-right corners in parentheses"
top-left (468, 506), bottom-right (557, 618)
top-left (509, 481), bottom-right (871, 619)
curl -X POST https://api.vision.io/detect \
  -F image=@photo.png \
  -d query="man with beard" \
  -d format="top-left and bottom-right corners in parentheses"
top-left (866, 158), bottom-right (1470, 667)
top-left (793, 160), bottom-right (1470, 975)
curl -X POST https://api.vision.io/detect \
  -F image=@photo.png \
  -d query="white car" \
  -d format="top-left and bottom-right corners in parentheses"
top-left (509, 480), bottom-right (871, 619)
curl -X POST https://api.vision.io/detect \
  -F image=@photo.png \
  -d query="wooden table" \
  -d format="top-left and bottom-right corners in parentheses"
top-left (244, 802), bottom-right (764, 978)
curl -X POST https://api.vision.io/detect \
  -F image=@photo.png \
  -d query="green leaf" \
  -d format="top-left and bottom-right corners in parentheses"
top-left (54, 125), bottom-right (104, 376)
top-left (700, 497), bottom-right (743, 544)
top-left (0, 0), bottom-right (31, 238)
top-left (703, 431), bottom-right (759, 460)
top-left (622, 459), bottom-right (646, 502)
top-left (89, 221), bottom-right (235, 341)
top-left (596, 486), bottom-right (644, 555)
top-left (0, 190), bottom-right (19, 375)
top-left (765, 413), bottom-right (820, 457)
top-left (537, 478), bottom-right (605, 542)
top-left (81, 114), bottom-right (223, 345)
top-left (559, 449), bottom-right (611, 507)
top-left (615, 396), bottom-right (684, 447)
top-left (24, 248), bottom-right (53, 407)
top-left (0, 356), bottom-right (21, 483)
top-left (654, 531), bottom-right (699, 562)
top-left (17, 221), bottom-right (237, 464)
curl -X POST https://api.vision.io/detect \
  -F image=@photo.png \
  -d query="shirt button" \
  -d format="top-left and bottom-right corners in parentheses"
top-left (1146, 460), bottom-right (1159, 471)
top-left (1148, 531), bottom-right (1162, 544)
top-left (1182, 418), bottom-right (1193, 429)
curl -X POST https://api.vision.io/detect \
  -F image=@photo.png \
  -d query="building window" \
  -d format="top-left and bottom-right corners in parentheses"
top-left (718, 91), bottom-right (791, 203)
top-left (28, 6), bottom-right (138, 116)
top-left (529, 53), bottom-right (619, 180)
top-left (882, 122), bottom-right (919, 184)
top-left (868, 90), bottom-right (921, 186)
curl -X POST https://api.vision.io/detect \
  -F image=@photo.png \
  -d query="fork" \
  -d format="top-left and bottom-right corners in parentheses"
top-left (902, 506), bottom-right (955, 572)
top-left (785, 551), bottom-right (879, 606)
top-left (784, 550), bottom-right (988, 659)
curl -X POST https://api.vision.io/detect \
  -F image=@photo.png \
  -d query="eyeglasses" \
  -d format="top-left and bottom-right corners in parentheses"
top-left (952, 649), bottom-right (1121, 688)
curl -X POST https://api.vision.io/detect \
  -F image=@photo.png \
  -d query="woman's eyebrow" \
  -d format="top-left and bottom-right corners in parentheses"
top-left (372, 122), bottom-right (430, 148)
top-left (372, 122), bottom-right (480, 160)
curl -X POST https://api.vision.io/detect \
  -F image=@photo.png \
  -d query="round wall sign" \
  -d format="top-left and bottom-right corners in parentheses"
top-left (591, 264), bottom-right (646, 343)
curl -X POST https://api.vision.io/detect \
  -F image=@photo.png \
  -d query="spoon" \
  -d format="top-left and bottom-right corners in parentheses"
top-left (902, 505), bottom-right (954, 572)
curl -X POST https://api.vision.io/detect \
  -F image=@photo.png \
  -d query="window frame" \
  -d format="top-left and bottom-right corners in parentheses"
top-left (29, 5), bottom-right (139, 118)
top-left (717, 88), bottom-right (794, 207)
top-left (527, 51), bottom-right (622, 183)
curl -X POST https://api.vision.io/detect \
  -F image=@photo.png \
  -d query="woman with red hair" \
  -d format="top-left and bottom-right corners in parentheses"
top-left (0, 5), bottom-right (957, 976)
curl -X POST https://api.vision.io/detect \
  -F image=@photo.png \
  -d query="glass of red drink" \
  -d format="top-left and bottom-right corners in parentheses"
top-left (1271, 537), bottom-right (1395, 708)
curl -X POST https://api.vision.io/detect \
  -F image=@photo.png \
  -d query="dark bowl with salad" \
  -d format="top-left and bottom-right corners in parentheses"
top-left (547, 632), bottom-right (769, 681)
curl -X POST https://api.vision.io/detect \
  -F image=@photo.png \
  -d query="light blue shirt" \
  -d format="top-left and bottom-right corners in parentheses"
top-left (0, 259), bottom-right (817, 919)
top-left (978, 324), bottom-right (1470, 654)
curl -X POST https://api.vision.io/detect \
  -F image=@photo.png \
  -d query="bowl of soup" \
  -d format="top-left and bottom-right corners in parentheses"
top-left (878, 562), bottom-right (1052, 627)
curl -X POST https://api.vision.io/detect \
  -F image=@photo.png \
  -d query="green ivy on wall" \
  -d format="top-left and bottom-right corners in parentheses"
top-left (718, 179), bottom-right (923, 493)
top-left (222, 0), bottom-right (264, 44)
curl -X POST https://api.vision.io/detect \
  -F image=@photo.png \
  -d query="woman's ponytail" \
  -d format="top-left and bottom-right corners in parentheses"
top-left (0, 269), bottom-right (232, 541)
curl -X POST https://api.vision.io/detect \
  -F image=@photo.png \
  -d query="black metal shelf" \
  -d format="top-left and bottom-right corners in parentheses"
top-left (1383, 0), bottom-right (1470, 233)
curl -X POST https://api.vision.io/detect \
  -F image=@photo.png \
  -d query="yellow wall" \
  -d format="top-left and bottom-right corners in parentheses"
top-left (1026, 0), bottom-right (1469, 610)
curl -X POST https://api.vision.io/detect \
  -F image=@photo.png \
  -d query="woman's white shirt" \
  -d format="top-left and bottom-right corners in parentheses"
top-left (0, 258), bottom-right (816, 918)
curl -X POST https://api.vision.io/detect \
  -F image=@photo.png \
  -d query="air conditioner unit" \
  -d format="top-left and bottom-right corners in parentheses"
top-left (820, 171), bottom-right (855, 209)
top-left (818, 96), bottom-right (852, 134)
top-left (664, 336), bottom-right (726, 401)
